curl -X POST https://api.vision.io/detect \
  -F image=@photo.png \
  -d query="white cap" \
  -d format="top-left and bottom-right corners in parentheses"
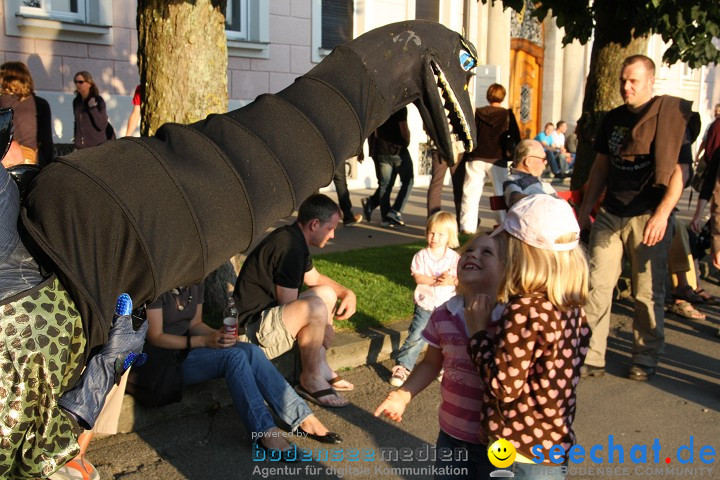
top-left (490, 194), bottom-right (580, 251)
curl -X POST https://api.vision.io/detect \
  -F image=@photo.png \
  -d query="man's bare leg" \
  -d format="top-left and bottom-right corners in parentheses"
top-left (300, 287), bottom-right (354, 390)
top-left (281, 296), bottom-right (348, 407)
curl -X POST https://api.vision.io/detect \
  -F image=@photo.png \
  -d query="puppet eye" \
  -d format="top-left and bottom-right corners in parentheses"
top-left (459, 50), bottom-right (475, 71)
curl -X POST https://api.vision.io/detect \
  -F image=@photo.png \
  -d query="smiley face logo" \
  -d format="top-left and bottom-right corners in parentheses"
top-left (488, 438), bottom-right (516, 468)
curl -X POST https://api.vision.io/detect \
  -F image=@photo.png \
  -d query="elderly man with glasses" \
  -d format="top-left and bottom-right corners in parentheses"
top-left (502, 139), bottom-right (558, 207)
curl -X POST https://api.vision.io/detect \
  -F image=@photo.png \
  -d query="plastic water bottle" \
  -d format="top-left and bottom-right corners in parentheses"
top-left (222, 297), bottom-right (239, 337)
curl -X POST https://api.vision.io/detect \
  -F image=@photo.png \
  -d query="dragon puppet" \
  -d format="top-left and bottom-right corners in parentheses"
top-left (0, 20), bottom-right (477, 478)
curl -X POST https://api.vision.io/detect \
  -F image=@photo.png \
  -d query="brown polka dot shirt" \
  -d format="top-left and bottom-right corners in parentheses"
top-left (468, 293), bottom-right (590, 463)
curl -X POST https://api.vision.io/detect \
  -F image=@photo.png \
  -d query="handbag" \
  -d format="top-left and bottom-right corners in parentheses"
top-left (126, 342), bottom-right (186, 407)
top-left (500, 110), bottom-right (517, 162)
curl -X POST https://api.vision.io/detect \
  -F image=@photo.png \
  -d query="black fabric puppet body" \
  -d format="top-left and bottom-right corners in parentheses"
top-left (1, 20), bottom-right (477, 478)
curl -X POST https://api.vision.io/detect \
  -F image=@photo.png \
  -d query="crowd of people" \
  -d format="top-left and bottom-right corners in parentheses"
top-left (1, 52), bottom-right (719, 480)
top-left (0, 61), bottom-right (139, 170)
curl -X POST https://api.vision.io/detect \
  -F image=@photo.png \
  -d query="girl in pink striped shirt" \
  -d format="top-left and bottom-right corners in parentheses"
top-left (374, 233), bottom-right (505, 479)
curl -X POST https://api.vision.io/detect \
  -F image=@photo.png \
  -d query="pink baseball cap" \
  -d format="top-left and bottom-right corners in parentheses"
top-left (490, 194), bottom-right (580, 251)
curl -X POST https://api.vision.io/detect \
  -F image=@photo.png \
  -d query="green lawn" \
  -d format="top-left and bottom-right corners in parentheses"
top-left (313, 241), bottom-right (424, 331)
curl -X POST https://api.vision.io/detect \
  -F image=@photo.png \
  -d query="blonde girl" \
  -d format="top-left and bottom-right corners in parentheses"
top-left (466, 194), bottom-right (590, 480)
top-left (389, 211), bottom-right (460, 386)
top-left (375, 232), bottom-right (506, 479)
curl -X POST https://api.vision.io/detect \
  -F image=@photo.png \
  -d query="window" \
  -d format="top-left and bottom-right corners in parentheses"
top-left (20, 0), bottom-right (85, 22)
top-left (321, 0), bottom-right (353, 50)
top-left (4, 0), bottom-right (112, 44)
top-left (225, 0), bottom-right (247, 40)
top-left (225, 0), bottom-right (269, 59)
top-left (312, 0), bottom-right (354, 63)
top-left (415, 0), bottom-right (439, 21)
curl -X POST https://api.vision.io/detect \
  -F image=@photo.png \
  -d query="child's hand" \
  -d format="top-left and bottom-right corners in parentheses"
top-left (436, 270), bottom-right (455, 286)
top-left (374, 389), bottom-right (411, 422)
top-left (465, 294), bottom-right (492, 336)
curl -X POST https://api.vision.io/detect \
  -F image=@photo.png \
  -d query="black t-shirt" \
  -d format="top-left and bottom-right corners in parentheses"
top-left (371, 107), bottom-right (409, 156)
top-left (595, 105), bottom-right (664, 216)
top-left (233, 223), bottom-right (312, 326)
top-left (147, 283), bottom-right (205, 336)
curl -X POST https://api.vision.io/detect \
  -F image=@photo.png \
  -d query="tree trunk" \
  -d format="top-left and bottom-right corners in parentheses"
top-left (137, 0), bottom-right (233, 316)
top-left (137, 0), bottom-right (228, 136)
top-left (570, 30), bottom-right (648, 190)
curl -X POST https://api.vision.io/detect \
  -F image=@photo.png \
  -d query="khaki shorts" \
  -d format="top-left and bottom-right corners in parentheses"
top-left (245, 305), bottom-right (296, 360)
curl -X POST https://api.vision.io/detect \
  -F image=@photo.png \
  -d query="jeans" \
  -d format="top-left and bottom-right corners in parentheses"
top-left (182, 342), bottom-right (312, 435)
top-left (544, 148), bottom-right (567, 175)
top-left (394, 305), bottom-right (432, 370)
top-left (368, 149), bottom-right (414, 219)
top-left (333, 160), bottom-right (354, 221)
top-left (584, 209), bottom-right (673, 368)
top-left (427, 149), bottom-right (464, 219)
top-left (434, 430), bottom-right (493, 479)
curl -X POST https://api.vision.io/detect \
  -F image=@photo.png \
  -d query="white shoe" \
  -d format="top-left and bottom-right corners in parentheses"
top-left (389, 365), bottom-right (410, 387)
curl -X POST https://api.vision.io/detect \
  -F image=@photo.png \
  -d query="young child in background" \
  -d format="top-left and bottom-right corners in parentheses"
top-left (466, 195), bottom-right (590, 480)
top-left (389, 211), bottom-right (460, 386)
top-left (375, 233), bottom-right (506, 479)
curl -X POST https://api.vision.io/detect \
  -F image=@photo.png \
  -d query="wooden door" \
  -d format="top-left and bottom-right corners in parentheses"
top-left (509, 39), bottom-right (543, 139)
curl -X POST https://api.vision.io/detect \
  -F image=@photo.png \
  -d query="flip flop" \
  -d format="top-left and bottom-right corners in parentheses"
top-left (329, 375), bottom-right (354, 391)
top-left (294, 384), bottom-right (347, 408)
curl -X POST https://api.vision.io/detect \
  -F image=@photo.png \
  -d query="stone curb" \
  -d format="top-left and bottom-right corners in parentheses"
top-left (115, 319), bottom-right (413, 433)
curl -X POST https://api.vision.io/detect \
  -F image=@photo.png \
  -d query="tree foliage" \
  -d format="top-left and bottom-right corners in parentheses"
top-left (485, 0), bottom-right (720, 68)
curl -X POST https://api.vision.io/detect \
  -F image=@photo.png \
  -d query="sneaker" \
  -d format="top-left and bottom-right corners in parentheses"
top-left (49, 458), bottom-right (100, 480)
top-left (361, 198), bottom-right (373, 222)
top-left (343, 213), bottom-right (363, 227)
top-left (386, 209), bottom-right (405, 226)
top-left (389, 365), bottom-right (410, 386)
top-left (380, 220), bottom-right (396, 228)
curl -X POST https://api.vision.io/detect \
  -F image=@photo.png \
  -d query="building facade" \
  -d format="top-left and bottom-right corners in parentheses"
top-left (1, 0), bottom-right (718, 188)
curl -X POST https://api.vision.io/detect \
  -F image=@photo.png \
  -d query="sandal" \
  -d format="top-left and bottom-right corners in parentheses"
top-left (667, 300), bottom-right (706, 320)
top-left (694, 288), bottom-right (720, 305)
top-left (674, 285), bottom-right (704, 304)
top-left (294, 384), bottom-right (348, 408)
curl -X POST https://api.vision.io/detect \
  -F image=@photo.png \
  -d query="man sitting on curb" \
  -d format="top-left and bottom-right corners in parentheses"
top-left (503, 139), bottom-right (558, 208)
top-left (234, 194), bottom-right (357, 408)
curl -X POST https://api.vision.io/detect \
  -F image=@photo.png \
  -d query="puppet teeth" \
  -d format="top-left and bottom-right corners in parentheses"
top-left (431, 62), bottom-right (474, 152)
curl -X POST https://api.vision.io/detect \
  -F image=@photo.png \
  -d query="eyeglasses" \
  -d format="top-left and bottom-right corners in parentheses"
top-left (527, 155), bottom-right (547, 162)
top-left (74, 80), bottom-right (86, 85)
